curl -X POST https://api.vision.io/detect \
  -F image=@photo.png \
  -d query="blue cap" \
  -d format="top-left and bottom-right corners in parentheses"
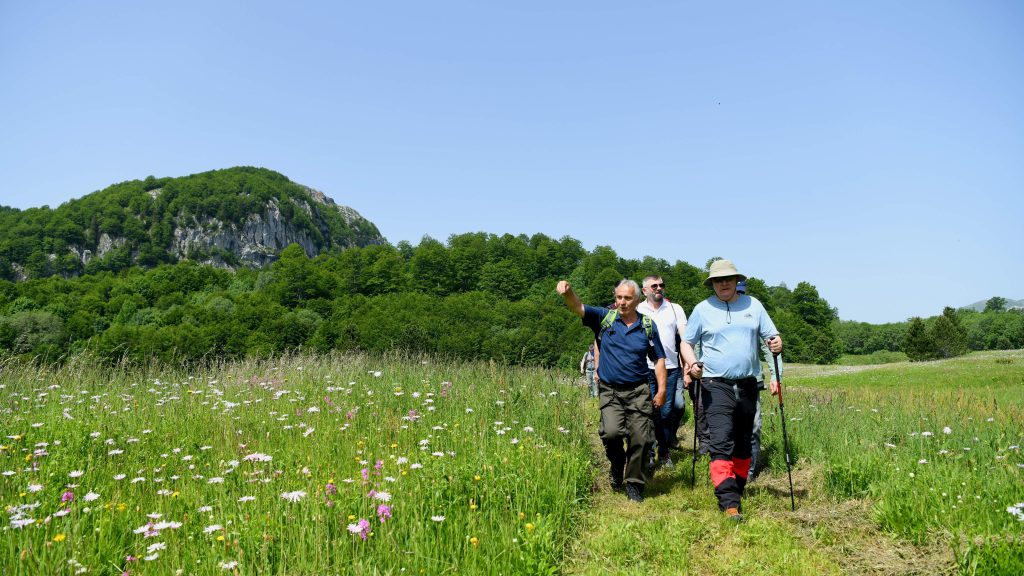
top-left (736, 280), bottom-right (747, 294)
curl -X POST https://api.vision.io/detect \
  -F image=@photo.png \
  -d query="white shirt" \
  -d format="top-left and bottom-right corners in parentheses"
top-left (637, 298), bottom-right (687, 370)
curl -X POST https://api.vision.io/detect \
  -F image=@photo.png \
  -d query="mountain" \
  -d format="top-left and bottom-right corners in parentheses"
top-left (0, 167), bottom-right (385, 280)
top-left (960, 297), bottom-right (1024, 312)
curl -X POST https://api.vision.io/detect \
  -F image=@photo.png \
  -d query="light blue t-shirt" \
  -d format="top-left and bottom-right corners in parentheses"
top-left (684, 294), bottom-right (778, 380)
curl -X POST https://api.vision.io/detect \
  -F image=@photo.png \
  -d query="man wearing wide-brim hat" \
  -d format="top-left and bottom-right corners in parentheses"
top-left (679, 259), bottom-right (783, 521)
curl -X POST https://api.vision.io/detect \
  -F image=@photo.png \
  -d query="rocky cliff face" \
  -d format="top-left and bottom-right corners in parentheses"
top-left (67, 185), bottom-right (384, 271)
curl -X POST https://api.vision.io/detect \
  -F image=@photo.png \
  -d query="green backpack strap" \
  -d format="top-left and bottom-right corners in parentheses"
top-left (599, 310), bottom-right (655, 351)
top-left (641, 314), bottom-right (654, 348)
top-left (598, 309), bottom-right (618, 347)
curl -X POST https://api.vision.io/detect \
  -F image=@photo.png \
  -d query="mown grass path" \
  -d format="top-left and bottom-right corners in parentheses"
top-left (565, 351), bottom-right (1023, 575)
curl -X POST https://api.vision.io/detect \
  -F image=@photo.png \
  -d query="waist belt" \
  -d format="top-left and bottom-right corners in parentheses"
top-left (602, 380), bottom-right (647, 390)
top-left (703, 377), bottom-right (758, 386)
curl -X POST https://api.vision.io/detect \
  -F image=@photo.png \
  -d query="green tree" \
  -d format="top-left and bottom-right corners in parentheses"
top-left (904, 317), bottom-right (937, 361)
top-left (930, 306), bottom-right (969, 359)
top-left (984, 296), bottom-right (1007, 313)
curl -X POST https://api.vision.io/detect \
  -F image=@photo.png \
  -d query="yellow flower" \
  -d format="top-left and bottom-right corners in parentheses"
top-left (390, 443), bottom-right (398, 449)
top-left (11, 434), bottom-right (22, 441)
top-left (348, 515), bottom-right (356, 521)
top-left (473, 475), bottom-right (481, 481)
top-left (24, 454), bottom-right (32, 462)
top-left (117, 503), bottom-right (127, 512)
top-left (518, 512), bottom-right (526, 520)
top-left (470, 536), bottom-right (479, 547)
top-left (525, 523), bottom-right (535, 532)
top-left (52, 533), bottom-right (66, 542)
top-left (171, 491), bottom-right (180, 498)
top-left (216, 535), bottom-right (225, 542)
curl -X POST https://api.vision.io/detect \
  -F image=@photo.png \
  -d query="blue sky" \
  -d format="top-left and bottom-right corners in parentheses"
top-left (2, 1), bottom-right (1021, 323)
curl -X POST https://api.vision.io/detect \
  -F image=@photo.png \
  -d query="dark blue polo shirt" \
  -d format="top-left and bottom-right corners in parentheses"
top-left (583, 305), bottom-right (666, 385)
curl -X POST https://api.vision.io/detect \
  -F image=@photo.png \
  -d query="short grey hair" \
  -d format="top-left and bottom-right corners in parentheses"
top-left (615, 279), bottom-right (640, 297)
top-left (642, 275), bottom-right (663, 288)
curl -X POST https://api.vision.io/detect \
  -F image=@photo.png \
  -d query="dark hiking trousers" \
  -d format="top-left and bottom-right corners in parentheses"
top-left (647, 367), bottom-right (680, 458)
top-left (598, 380), bottom-right (655, 489)
top-left (701, 377), bottom-right (758, 511)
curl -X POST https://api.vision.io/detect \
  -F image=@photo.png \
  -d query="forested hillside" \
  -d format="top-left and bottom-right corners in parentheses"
top-left (0, 167), bottom-right (384, 280)
top-left (0, 233), bottom-right (842, 367)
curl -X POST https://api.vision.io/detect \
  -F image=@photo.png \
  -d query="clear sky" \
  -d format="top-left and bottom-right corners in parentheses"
top-left (2, 1), bottom-right (1022, 324)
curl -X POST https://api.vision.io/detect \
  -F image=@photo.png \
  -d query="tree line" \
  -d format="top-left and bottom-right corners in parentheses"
top-left (0, 234), bottom-right (843, 367)
top-left (834, 296), bottom-right (1024, 361)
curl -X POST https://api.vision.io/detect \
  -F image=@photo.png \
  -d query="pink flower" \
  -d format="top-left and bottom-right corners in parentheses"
top-left (324, 482), bottom-right (337, 496)
top-left (377, 504), bottom-right (392, 522)
top-left (61, 490), bottom-right (74, 504)
top-left (347, 518), bottom-right (372, 540)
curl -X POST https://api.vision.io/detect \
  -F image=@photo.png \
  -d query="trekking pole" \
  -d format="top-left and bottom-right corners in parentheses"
top-left (690, 362), bottom-right (702, 488)
top-left (771, 351), bottom-right (796, 511)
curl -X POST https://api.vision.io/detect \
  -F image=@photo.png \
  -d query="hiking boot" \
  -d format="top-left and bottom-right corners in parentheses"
top-left (625, 484), bottom-right (644, 503)
top-left (661, 456), bottom-right (674, 470)
top-left (724, 507), bottom-right (743, 522)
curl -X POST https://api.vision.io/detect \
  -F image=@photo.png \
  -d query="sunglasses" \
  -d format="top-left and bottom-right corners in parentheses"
top-left (647, 283), bottom-right (664, 289)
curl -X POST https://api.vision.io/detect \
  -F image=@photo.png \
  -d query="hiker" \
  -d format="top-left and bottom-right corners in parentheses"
top-left (580, 344), bottom-right (597, 398)
top-left (557, 278), bottom-right (667, 503)
top-left (637, 274), bottom-right (688, 471)
top-left (680, 260), bottom-right (782, 520)
top-left (734, 280), bottom-right (782, 482)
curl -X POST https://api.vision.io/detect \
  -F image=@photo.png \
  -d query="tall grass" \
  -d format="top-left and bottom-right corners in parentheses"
top-left (1, 352), bottom-right (593, 575)
top-left (760, 350), bottom-right (1024, 574)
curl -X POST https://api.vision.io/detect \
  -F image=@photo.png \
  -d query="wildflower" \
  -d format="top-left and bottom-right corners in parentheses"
top-left (377, 504), bottom-right (392, 522)
top-left (198, 505), bottom-right (213, 513)
top-left (147, 542), bottom-right (166, 554)
top-left (219, 561), bottom-right (239, 570)
top-left (144, 553), bottom-right (159, 561)
top-left (431, 515), bottom-right (445, 522)
top-left (203, 524), bottom-right (222, 534)
top-left (348, 518), bottom-right (371, 540)
top-left (373, 491), bottom-right (391, 502)
top-left (84, 492), bottom-right (99, 502)
top-left (921, 431), bottom-right (933, 437)
top-left (943, 426), bottom-right (952, 434)
top-left (281, 490), bottom-right (307, 502)
top-left (208, 477), bottom-right (224, 484)
top-left (525, 523), bottom-right (535, 531)
top-left (53, 533), bottom-right (66, 542)
top-left (918, 459), bottom-right (928, 464)
top-left (242, 452), bottom-right (272, 462)
top-left (1007, 503), bottom-right (1024, 521)
top-left (325, 483), bottom-right (337, 496)
top-left (238, 496), bottom-right (256, 503)
top-left (28, 483), bottom-right (44, 492)
top-left (108, 449), bottom-right (124, 456)
top-left (114, 474), bottom-right (126, 480)
top-left (68, 470), bottom-right (84, 478)
top-left (61, 491), bottom-right (75, 504)
top-left (470, 536), bottom-right (479, 547)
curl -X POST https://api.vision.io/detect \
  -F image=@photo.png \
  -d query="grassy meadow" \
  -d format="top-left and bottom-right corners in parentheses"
top-left (2, 350), bottom-right (1022, 575)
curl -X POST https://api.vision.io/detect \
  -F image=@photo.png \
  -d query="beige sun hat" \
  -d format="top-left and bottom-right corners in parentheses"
top-left (703, 259), bottom-right (747, 286)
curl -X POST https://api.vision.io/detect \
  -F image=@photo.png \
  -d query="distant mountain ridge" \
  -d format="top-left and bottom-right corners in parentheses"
top-left (960, 298), bottom-right (1024, 312)
top-left (0, 167), bottom-right (385, 280)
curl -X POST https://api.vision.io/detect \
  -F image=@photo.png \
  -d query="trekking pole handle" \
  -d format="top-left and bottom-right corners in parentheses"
top-left (771, 352), bottom-right (783, 406)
